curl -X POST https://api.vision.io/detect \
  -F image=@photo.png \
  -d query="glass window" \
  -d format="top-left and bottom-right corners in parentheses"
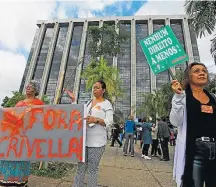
top-left (32, 27), bottom-right (54, 87)
top-left (61, 25), bottom-right (84, 104)
top-left (102, 22), bottom-right (115, 66)
top-left (170, 20), bottom-right (187, 70)
top-left (115, 22), bottom-right (131, 119)
top-left (19, 29), bottom-right (40, 92)
top-left (153, 21), bottom-right (170, 89)
top-left (45, 26), bottom-right (68, 103)
top-left (136, 23), bottom-right (151, 118)
top-left (188, 21), bottom-right (201, 63)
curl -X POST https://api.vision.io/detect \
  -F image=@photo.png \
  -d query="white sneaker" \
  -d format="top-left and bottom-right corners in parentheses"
top-left (141, 154), bottom-right (145, 158)
top-left (144, 156), bottom-right (152, 160)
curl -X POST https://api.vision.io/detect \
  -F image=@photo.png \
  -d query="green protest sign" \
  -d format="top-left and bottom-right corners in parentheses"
top-left (139, 25), bottom-right (188, 74)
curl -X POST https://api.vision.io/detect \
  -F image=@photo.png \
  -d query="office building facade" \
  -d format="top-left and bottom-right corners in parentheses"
top-left (211, 37), bottom-right (216, 65)
top-left (20, 15), bottom-right (200, 118)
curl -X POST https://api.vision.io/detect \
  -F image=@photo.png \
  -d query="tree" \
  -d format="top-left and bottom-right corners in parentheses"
top-left (185, 1), bottom-right (216, 63)
top-left (206, 72), bottom-right (216, 93)
top-left (2, 91), bottom-right (25, 107)
top-left (82, 23), bottom-right (129, 103)
top-left (1, 91), bottom-right (50, 108)
top-left (185, 0), bottom-right (216, 37)
top-left (1, 96), bottom-right (9, 107)
top-left (81, 56), bottom-right (123, 102)
top-left (136, 70), bottom-right (185, 120)
top-left (88, 23), bottom-right (128, 59)
top-left (137, 90), bottom-right (169, 120)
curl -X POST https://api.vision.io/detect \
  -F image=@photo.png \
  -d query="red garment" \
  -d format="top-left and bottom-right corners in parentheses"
top-left (15, 98), bottom-right (44, 107)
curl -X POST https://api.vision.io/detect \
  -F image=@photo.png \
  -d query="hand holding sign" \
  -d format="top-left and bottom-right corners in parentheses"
top-left (171, 80), bottom-right (183, 94)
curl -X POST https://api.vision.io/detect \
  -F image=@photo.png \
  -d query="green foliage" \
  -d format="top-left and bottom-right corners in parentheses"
top-left (81, 57), bottom-right (123, 103)
top-left (185, 0), bottom-right (216, 37)
top-left (82, 23), bottom-right (129, 105)
top-left (136, 70), bottom-right (185, 120)
top-left (88, 23), bottom-right (128, 58)
top-left (30, 162), bottom-right (75, 179)
top-left (185, 1), bottom-right (216, 62)
top-left (42, 95), bottom-right (51, 105)
top-left (1, 96), bottom-right (9, 107)
top-left (137, 89), bottom-right (169, 120)
top-left (1, 91), bottom-right (51, 107)
top-left (2, 91), bottom-right (25, 107)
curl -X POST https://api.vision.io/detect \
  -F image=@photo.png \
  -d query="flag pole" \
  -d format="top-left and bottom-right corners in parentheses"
top-left (168, 68), bottom-right (175, 80)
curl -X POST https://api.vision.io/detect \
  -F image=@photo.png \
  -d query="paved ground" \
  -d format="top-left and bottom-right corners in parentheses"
top-left (29, 143), bottom-right (176, 187)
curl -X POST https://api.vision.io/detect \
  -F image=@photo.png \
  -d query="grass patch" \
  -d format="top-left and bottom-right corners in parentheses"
top-left (30, 161), bottom-right (76, 179)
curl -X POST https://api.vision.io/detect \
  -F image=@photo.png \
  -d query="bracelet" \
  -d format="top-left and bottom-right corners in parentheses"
top-left (96, 118), bottom-right (100, 123)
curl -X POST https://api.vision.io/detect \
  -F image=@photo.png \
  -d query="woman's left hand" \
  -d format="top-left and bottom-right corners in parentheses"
top-left (85, 116), bottom-right (97, 124)
top-left (65, 89), bottom-right (75, 102)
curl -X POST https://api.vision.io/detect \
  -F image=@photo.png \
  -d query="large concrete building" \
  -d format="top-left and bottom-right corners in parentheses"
top-left (20, 15), bottom-right (200, 118)
top-left (210, 37), bottom-right (216, 65)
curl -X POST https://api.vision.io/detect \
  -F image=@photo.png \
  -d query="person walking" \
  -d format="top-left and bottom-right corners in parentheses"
top-left (123, 115), bottom-right (136, 157)
top-left (110, 123), bottom-right (122, 147)
top-left (157, 118), bottom-right (170, 161)
top-left (0, 80), bottom-right (44, 187)
top-left (67, 80), bottom-right (114, 187)
top-left (119, 123), bottom-right (124, 144)
top-left (170, 62), bottom-right (216, 187)
top-left (141, 118), bottom-right (152, 160)
top-left (151, 123), bottom-right (159, 157)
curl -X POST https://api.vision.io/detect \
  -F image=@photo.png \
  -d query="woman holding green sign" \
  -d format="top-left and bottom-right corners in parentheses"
top-left (170, 62), bottom-right (216, 187)
top-left (66, 80), bottom-right (113, 187)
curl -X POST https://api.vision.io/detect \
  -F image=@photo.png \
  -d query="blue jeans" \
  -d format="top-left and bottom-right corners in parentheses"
top-left (120, 133), bottom-right (124, 143)
top-left (192, 141), bottom-right (216, 187)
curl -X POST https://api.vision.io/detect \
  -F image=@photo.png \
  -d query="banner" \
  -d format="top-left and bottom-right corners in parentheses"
top-left (0, 104), bottom-right (86, 162)
top-left (139, 25), bottom-right (189, 74)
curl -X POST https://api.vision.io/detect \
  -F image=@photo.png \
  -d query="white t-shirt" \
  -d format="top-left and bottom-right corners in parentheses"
top-left (86, 99), bottom-right (113, 147)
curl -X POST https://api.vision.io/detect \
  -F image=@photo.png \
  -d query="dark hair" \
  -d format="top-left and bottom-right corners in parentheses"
top-left (94, 80), bottom-right (107, 98)
top-left (96, 80), bottom-right (106, 90)
top-left (182, 62), bottom-right (209, 89)
top-left (156, 117), bottom-right (161, 121)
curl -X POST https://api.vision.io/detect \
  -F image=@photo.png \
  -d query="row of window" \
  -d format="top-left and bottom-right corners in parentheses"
top-left (20, 21), bottom-right (199, 118)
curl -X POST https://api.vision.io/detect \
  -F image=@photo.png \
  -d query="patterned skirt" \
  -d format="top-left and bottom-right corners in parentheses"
top-left (0, 161), bottom-right (30, 186)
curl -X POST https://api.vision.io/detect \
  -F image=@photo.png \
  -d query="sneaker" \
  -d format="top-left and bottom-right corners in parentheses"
top-left (141, 154), bottom-right (145, 158)
top-left (131, 155), bottom-right (134, 157)
top-left (124, 153), bottom-right (127, 156)
top-left (144, 156), bottom-right (152, 160)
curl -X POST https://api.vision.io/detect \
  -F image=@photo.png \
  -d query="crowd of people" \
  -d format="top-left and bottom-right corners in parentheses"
top-left (109, 116), bottom-right (175, 161)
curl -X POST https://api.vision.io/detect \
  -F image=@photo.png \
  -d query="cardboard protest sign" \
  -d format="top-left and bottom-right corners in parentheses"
top-left (0, 104), bottom-right (86, 162)
top-left (139, 25), bottom-right (189, 74)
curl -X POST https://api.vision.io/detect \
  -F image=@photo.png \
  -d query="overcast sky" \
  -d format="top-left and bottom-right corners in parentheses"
top-left (0, 0), bottom-right (215, 103)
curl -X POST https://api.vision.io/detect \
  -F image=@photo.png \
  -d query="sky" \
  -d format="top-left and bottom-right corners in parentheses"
top-left (0, 0), bottom-right (215, 103)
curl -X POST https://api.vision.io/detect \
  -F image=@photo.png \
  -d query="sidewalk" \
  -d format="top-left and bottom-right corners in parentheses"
top-left (28, 144), bottom-right (176, 187)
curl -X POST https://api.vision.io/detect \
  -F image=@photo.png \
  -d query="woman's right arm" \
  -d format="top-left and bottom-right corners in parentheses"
top-left (169, 92), bottom-right (186, 127)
